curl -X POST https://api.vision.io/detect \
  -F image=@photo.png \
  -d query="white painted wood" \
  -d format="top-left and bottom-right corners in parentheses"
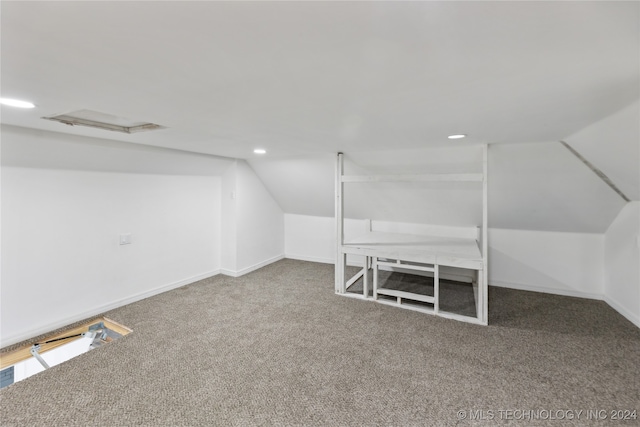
top-left (343, 232), bottom-right (483, 270)
top-left (345, 267), bottom-right (365, 289)
top-left (473, 273), bottom-right (480, 320)
top-left (373, 257), bottom-right (379, 300)
top-left (376, 299), bottom-right (486, 325)
top-left (376, 260), bottom-right (434, 273)
top-left (376, 288), bottom-right (435, 303)
top-left (437, 310), bottom-right (486, 325)
top-left (335, 153), bottom-right (345, 293)
top-left (481, 144), bottom-right (489, 324)
top-left (338, 292), bottom-right (368, 301)
top-left (434, 264), bottom-right (439, 315)
top-left (363, 257), bottom-right (369, 297)
top-left (376, 299), bottom-right (435, 315)
top-left (341, 173), bottom-right (483, 183)
top-left (334, 149), bottom-right (489, 325)
top-left (378, 264), bottom-right (474, 284)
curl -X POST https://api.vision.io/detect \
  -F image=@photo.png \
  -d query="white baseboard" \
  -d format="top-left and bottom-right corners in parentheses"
top-left (1, 270), bottom-right (220, 348)
top-left (490, 279), bottom-right (603, 300)
top-left (221, 254), bottom-right (285, 278)
top-left (285, 253), bottom-right (334, 265)
top-left (604, 295), bottom-right (640, 329)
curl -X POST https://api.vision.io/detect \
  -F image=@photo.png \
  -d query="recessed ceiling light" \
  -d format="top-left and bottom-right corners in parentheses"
top-left (0, 97), bottom-right (35, 108)
top-left (253, 149), bottom-right (266, 154)
top-left (448, 134), bottom-right (466, 139)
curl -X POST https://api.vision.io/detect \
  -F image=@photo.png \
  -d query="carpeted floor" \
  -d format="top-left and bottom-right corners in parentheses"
top-left (1, 259), bottom-right (638, 426)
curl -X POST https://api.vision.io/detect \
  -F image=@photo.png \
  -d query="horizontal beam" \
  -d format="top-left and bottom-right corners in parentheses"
top-left (341, 173), bottom-right (483, 183)
top-left (376, 288), bottom-right (435, 303)
top-left (376, 260), bottom-right (434, 273)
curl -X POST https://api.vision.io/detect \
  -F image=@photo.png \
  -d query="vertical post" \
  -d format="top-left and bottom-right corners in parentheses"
top-left (434, 264), bottom-right (439, 315)
top-left (363, 259), bottom-right (369, 298)
top-left (335, 153), bottom-right (345, 293)
top-left (373, 257), bottom-right (378, 300)
top-left (363, 218), bottom-right (371, 298)
top-left (481, 144), bottom-right (489, 324)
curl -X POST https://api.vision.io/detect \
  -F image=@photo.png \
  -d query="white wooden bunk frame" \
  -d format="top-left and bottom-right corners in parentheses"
top-left (335, 145), bottom-right (489, 325)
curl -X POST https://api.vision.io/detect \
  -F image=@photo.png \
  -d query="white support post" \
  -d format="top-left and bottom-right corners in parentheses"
top-left (335, 153), bottom-right (345, 293)
top-left (434, 264), bottom-right (439, 315)
top-left (481, 144), bottom-right (489, 324)
top-left (363, 219), bottom-right (371, 298)
top-left (363, 257), bottom-right (369, 298)
top-left (373, 257), bottom-right (378, 300)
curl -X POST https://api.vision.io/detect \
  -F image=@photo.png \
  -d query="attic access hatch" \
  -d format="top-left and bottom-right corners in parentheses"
top-left (0, 317), bottom-right (131, 389)
top-left (43, 109), bottom-right (164, 134)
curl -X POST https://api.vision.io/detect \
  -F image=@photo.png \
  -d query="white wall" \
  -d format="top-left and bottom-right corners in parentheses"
top-left (221, 160), bottom-right (284, 276)
top-left (252, 147), bottom-right (484, 225)
top-left (489, 141), bottom-right (626, 233)
top-left (220, 162), bottom-right (238, 272)
top-left (284, 214), bottom-right (605, 299)
top-left (285, 214), bottom-right (335, 264)
top-left (489, 228), bottom-right (604, 298)
top-left (604, 202), bottom-right (640, 327)
top-left (235, 160), bottom-right (285, 272)
top-left (1, 126), bottom-right (230, 346)
top-left (253, 143), bottom-right (627, 234)
top-left (249, 154), bottom-right (335, 217)
top-left (285, 214), bottom-right (363, 264)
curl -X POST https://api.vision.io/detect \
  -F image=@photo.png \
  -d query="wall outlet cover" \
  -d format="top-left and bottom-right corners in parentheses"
top-left (119, 234), bottom-right (132, 245)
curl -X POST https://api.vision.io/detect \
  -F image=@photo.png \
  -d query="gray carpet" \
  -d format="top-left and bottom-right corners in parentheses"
top-left (1, 259), bottom-right (638, 426)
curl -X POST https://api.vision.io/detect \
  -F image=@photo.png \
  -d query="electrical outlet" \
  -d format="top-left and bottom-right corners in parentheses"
top-left (119, 234), bottom-right (132, 245)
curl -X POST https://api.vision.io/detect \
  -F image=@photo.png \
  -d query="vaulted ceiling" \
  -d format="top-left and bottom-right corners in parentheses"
top-left (2, 1), bottom-right (638, 233)
top-left (1, 1), bottom-right (638, 158)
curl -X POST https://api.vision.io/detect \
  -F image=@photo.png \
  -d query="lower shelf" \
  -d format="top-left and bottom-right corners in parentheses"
top-left (376, 287), bottom-right (435, 304)
top-left (370, 296), bottom-right (485, 325)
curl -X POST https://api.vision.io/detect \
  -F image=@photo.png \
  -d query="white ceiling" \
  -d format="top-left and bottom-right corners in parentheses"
top-left (1, 1), bottom-right (638, 159)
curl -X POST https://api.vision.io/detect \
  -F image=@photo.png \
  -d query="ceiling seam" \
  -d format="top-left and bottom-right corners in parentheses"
top-left (559, 140), bottom-right (630, 203)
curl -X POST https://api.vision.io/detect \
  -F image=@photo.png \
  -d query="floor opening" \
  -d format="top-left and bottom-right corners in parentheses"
top-left (0, 317), bottom-right (131, 389)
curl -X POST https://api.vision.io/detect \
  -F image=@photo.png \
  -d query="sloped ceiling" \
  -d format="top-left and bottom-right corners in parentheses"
top-left (1, 1), bottom-right (638, 158)
top-left (2, 2), bottom-right (638, 233)
top-left (249, 142), bottom-right (628, 233)
top-left (564, 100), bottom-right (640, 202)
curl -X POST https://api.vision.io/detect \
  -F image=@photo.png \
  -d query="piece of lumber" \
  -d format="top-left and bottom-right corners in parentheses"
top-left (0, 317), bottom-right (131, 369)
top-left (376, 288), bottom-right (435, 304)
top-left (341, 173), bottom-right (484, 183)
